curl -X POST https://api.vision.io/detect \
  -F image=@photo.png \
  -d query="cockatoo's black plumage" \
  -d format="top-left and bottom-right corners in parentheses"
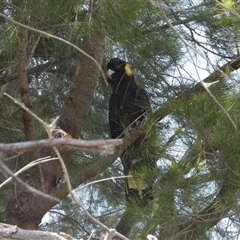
top-left (107, 58), bottom-right (155, 206)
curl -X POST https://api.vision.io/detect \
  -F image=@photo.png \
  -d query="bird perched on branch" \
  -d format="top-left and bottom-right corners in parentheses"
top-left (107, 58), bottom-right (156, 206)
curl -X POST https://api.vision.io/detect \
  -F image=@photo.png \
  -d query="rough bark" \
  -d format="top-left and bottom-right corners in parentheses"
top-left (17, 28), bottom-right (37, 154)
top-left (57, 35), bottom-right (105, 138)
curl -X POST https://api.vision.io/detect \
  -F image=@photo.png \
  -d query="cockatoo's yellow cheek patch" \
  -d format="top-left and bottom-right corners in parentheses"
top-left (124, 64), bottom-right (133, 76)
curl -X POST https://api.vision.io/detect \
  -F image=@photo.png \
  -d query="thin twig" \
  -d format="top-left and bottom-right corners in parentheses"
top-left (4, 92), bottom-right (50, 132)
top-left (0, 13), bottom-right (108, 85)
top-left (0, 156), bottom-right (58, 189)
top-left (201, 81), bottom-right (237, 130)
top-left (53, 147), bottom-right (129, 240)
top-left (0, 58), bottom-right (62, 86)
top-left (0, 159), bottom-right (59, 202)
top-left (87, 230), bottom-right (95, 240)
top-left (156, 1), bottom-right (238, 132)
top-left (75, 175), bottom-right (132, 191)
top-left (157, 0), bottom-right (193, 49)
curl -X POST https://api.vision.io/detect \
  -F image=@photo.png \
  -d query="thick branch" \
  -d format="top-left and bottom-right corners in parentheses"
top-left (121, 54), bottom-right (237, 146)
top-left (57, 35), bottom-right (106, 138)
top-left (0, 138), bottom-right (122, 154)
top-left (153, 57), bottom-right (240, 239)
top-left (18, 28), bottom-right (36, 148)
top-left (0, 223), bottom-right (78, 240)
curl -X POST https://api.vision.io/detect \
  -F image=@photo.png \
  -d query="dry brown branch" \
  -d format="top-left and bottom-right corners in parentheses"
top-left (4, 92), bottom-right (58, 138)
top-left (157, 0), bottom-right (191, 48)
top-left (0, 223), bottom-right (78, 240)
top-left (0, 93), bottom-right (122, 233)
top-left (0, 138), bottom-right (122, 154)
top-left (0, 160), bottom-right (59, 203)
top-left (0, 156), bottom-right (58, 189)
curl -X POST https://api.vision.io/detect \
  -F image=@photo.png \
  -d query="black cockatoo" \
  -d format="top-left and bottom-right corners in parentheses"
top-left (107, 58), bottom-right (156, 206)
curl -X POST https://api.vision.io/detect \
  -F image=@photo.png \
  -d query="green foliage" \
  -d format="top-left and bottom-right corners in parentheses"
top-left (2, 0), bottom-right (240, 239)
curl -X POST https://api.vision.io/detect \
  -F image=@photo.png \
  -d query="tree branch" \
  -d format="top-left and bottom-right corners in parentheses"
top-left (0, 156), bottom-right (58, 189)
top-left (0, 138), bottom-right (122, 154)
top-left (17, 27), bottom-right (39, 165)
top-left (175, 168), bottom-right (237, 240)
top-left (152, 56), bottom-right (240, 122)
top-left (0, 12), bottom-right (108, 85)
top-left (0, 223), bottom-right (78, 240)
top-left (0, 160), bottom-right (59, 203)
top-left (4, 2), bottom-right (107, 228)
top-left (152, 57), bottom-right (240, 239)
top-left (121, 57), bottom-right (240, 147)
top-left (0, 58), bottom-right (63, 86)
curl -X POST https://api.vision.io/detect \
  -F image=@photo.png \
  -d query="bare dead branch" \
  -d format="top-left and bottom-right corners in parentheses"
top-left (52, 145), bottom-right (108, 235)
top-left (76, 176), bottom-right (131, 191)
top-left (157, 0), bottom-right (191, 49)
top-left (53, 147), bottom-right (122, 199)
top-left (0, 138), bottom-right (122, 154)
top-left (0, 160), bottom-right (59, 203)
top-left (0, 223), bottom-right (78, 240)
top-left (3, 93), bottom-right (122, 155)
top-left (0, 156), bottom-right (58, 189)
top-left (4, 92), bottom-right (54, 136)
